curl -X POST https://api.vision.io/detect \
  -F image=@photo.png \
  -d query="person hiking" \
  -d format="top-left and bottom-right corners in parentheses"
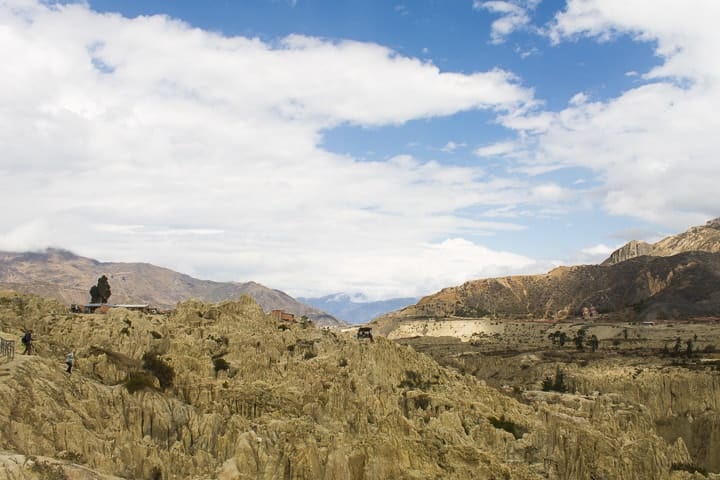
top-left (65, 350), bottom-right (75, 374)
top-left (21, 330), bottom-right (33, 355)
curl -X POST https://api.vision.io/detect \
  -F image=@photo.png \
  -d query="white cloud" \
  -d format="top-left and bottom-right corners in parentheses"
top-left (441, 141), bottom-right (466, 152)
top-left (395, 4), bottom-right (409, 16)
top-left (0, 0), bottom-right (553, 299)
top-left (530, 183), bottom-right (571, 202)
top-left (568, 92), bottom-right (588, 106)
top-left (475, 0), bottom-right (541, 44)
top-left (0, 220), bottom-right (54, 252)
top-left (581, 244), bottom-right (613, 256)
top-left (474, 140), bottom-right (517, 157)
top-left (502, 1), bottom-right (720, 230)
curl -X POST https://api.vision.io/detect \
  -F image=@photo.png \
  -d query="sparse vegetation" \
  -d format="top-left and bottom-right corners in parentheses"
top-left (29, 459), bottom-right (69, 480)
top-left (588, 334), bottom-right (599, 352)
top-left (212, 356), bottom-right (230, 377)
top-left (142, 351), bottom-right (175, 391)
top-left (207, 334), bottom-right (229, 347)
top-left (574, 328), bottom-right (587, 351)
top-left (670, 463), bottom-right (708, 476)
top-left (542, 368), bottom-right (569, 393)
top-left (150, 466), bottom-right (163, 480)
top-left (399, 370), bottom-right (437, 391)
top-left (548, 330), bottom-right (568, 346)
top-left (124, 371), bottom-right (156, 393)
top-left (488, 416), bottom-right (527, 440)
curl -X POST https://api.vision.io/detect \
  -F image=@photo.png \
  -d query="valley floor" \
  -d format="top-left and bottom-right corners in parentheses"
top-left (393, 316), bottom-right (720, 475)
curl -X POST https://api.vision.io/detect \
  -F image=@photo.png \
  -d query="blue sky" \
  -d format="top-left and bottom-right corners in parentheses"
top-left (0, 0), bottom-right (718, 299)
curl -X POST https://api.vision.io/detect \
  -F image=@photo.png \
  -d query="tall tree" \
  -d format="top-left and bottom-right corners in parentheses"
top-left (90, 275), bottom-right (112, 303)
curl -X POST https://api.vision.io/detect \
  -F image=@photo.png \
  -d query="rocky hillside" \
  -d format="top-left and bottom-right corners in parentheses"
top-left (0, 291), bottom-right (704, 479)
top-left (374, 251), bottom-right (720, 324)
top-left (603, 217), bottom-right (720, 265)
top-left (0, 249), bottom-right (342, 327)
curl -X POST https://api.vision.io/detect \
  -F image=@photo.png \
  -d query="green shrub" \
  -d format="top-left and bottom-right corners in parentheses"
top-left (150, 466), bottom-right (162, 480)
top-left (212, 356), bottom-right (230, 376)
top-left (414, 394), bottom-right (431, 410)
top-left (489, 416), bottom-right (527, 440)
top-left (399, 370), bottom-right (437, 391)
top-left (542, 368), bottom-right (568, 393)
top-left (670, 463), bottom-right (707, 475)
top-left (125, 371), bottom-right (156, 393)
top-left (142, 352), bottom-right (175, 391)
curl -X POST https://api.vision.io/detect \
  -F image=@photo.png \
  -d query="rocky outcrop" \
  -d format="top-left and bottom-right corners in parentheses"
top-left (565, 364), bottom-right (720, 473)
top-left (602, 240), bottom-right (653, 266)
top-left (603, 217), bottom-right (720, 266)
top-left (0, 291), bottom-right (701, 479)
top-left (0, 249), bottom-right (343, 327)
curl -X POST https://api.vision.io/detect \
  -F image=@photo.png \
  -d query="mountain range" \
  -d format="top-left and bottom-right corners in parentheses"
top-left (374, 217), bottom-right (720, 327)
top-left (297, 293), bottom-right (419, 324)
top-left (0, 249), bottom-right (344, 327)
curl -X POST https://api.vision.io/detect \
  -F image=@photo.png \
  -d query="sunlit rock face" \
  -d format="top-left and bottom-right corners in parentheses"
top-left (0, 291), bottom-right (704, 479)
top-left (372, 251), bottom-right (720, 325)
top-left (603, 217), bottom-right (720, 266)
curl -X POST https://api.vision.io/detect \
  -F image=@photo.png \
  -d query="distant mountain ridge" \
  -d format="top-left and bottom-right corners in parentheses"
top-left (298, 293), bottom-right (419, 324)
top-left (374, 217), bottom-right (720, 328)
top-left (603, 217), bottom-right (720, 265)
top-left (0, 249), bottom-right (344, 327)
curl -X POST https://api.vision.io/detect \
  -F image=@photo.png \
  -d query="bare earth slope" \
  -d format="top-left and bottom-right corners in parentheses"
top-left (0, 291), bottom-right (702, 479)
top-left (0, 249), bottom-right (342, 327)
top-left (376, 251), bottom-right (720, 324)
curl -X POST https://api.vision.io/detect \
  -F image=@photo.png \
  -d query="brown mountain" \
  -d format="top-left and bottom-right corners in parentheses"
top-left (377, 252), bottom-right (720, 324)
top-left (374, 218), bottom-right (720, 326)
top-left (0, 249), bottom-right (343, 327)
top-left (603, 217), bottom-right (720, 265)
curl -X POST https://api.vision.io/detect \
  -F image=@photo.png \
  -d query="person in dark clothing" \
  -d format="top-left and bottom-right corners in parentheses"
top-left (65, 351), bottom-right (75, 374)
top-left (21, 330), bottom-right (32, 355)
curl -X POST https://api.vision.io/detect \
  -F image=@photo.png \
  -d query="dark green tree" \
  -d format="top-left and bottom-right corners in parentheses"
top-left (673, 337), bottom-right (682, 355)
top-left (574, 328), bottom-right (587, 351)
top-left (90, 275), bottom-right (112, 303)
top-left (548, 331), bottom-right (568, 346)
top-left (542, 367), bottom-right (568, 393)
top-left (589, 334), bottom-right (599, 352)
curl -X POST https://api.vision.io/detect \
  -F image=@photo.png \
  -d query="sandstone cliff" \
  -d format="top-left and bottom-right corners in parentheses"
top-left (0, 291), bottom-right (702, 479)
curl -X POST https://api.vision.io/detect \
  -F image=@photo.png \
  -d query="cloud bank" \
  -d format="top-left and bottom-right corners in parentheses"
top-left (0, 0), bottom-right (544, 299)
top-left (491, 0), bottom-right (720, 229)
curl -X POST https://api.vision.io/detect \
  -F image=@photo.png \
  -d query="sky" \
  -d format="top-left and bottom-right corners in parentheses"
top-left (1, 0), bottom-right (718, 300)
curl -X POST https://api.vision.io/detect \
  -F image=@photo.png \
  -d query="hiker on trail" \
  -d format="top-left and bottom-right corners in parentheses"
top-left (21, 330), bottom-right (32, 355)
top-left (65, 351), bottom-right (75, 374)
